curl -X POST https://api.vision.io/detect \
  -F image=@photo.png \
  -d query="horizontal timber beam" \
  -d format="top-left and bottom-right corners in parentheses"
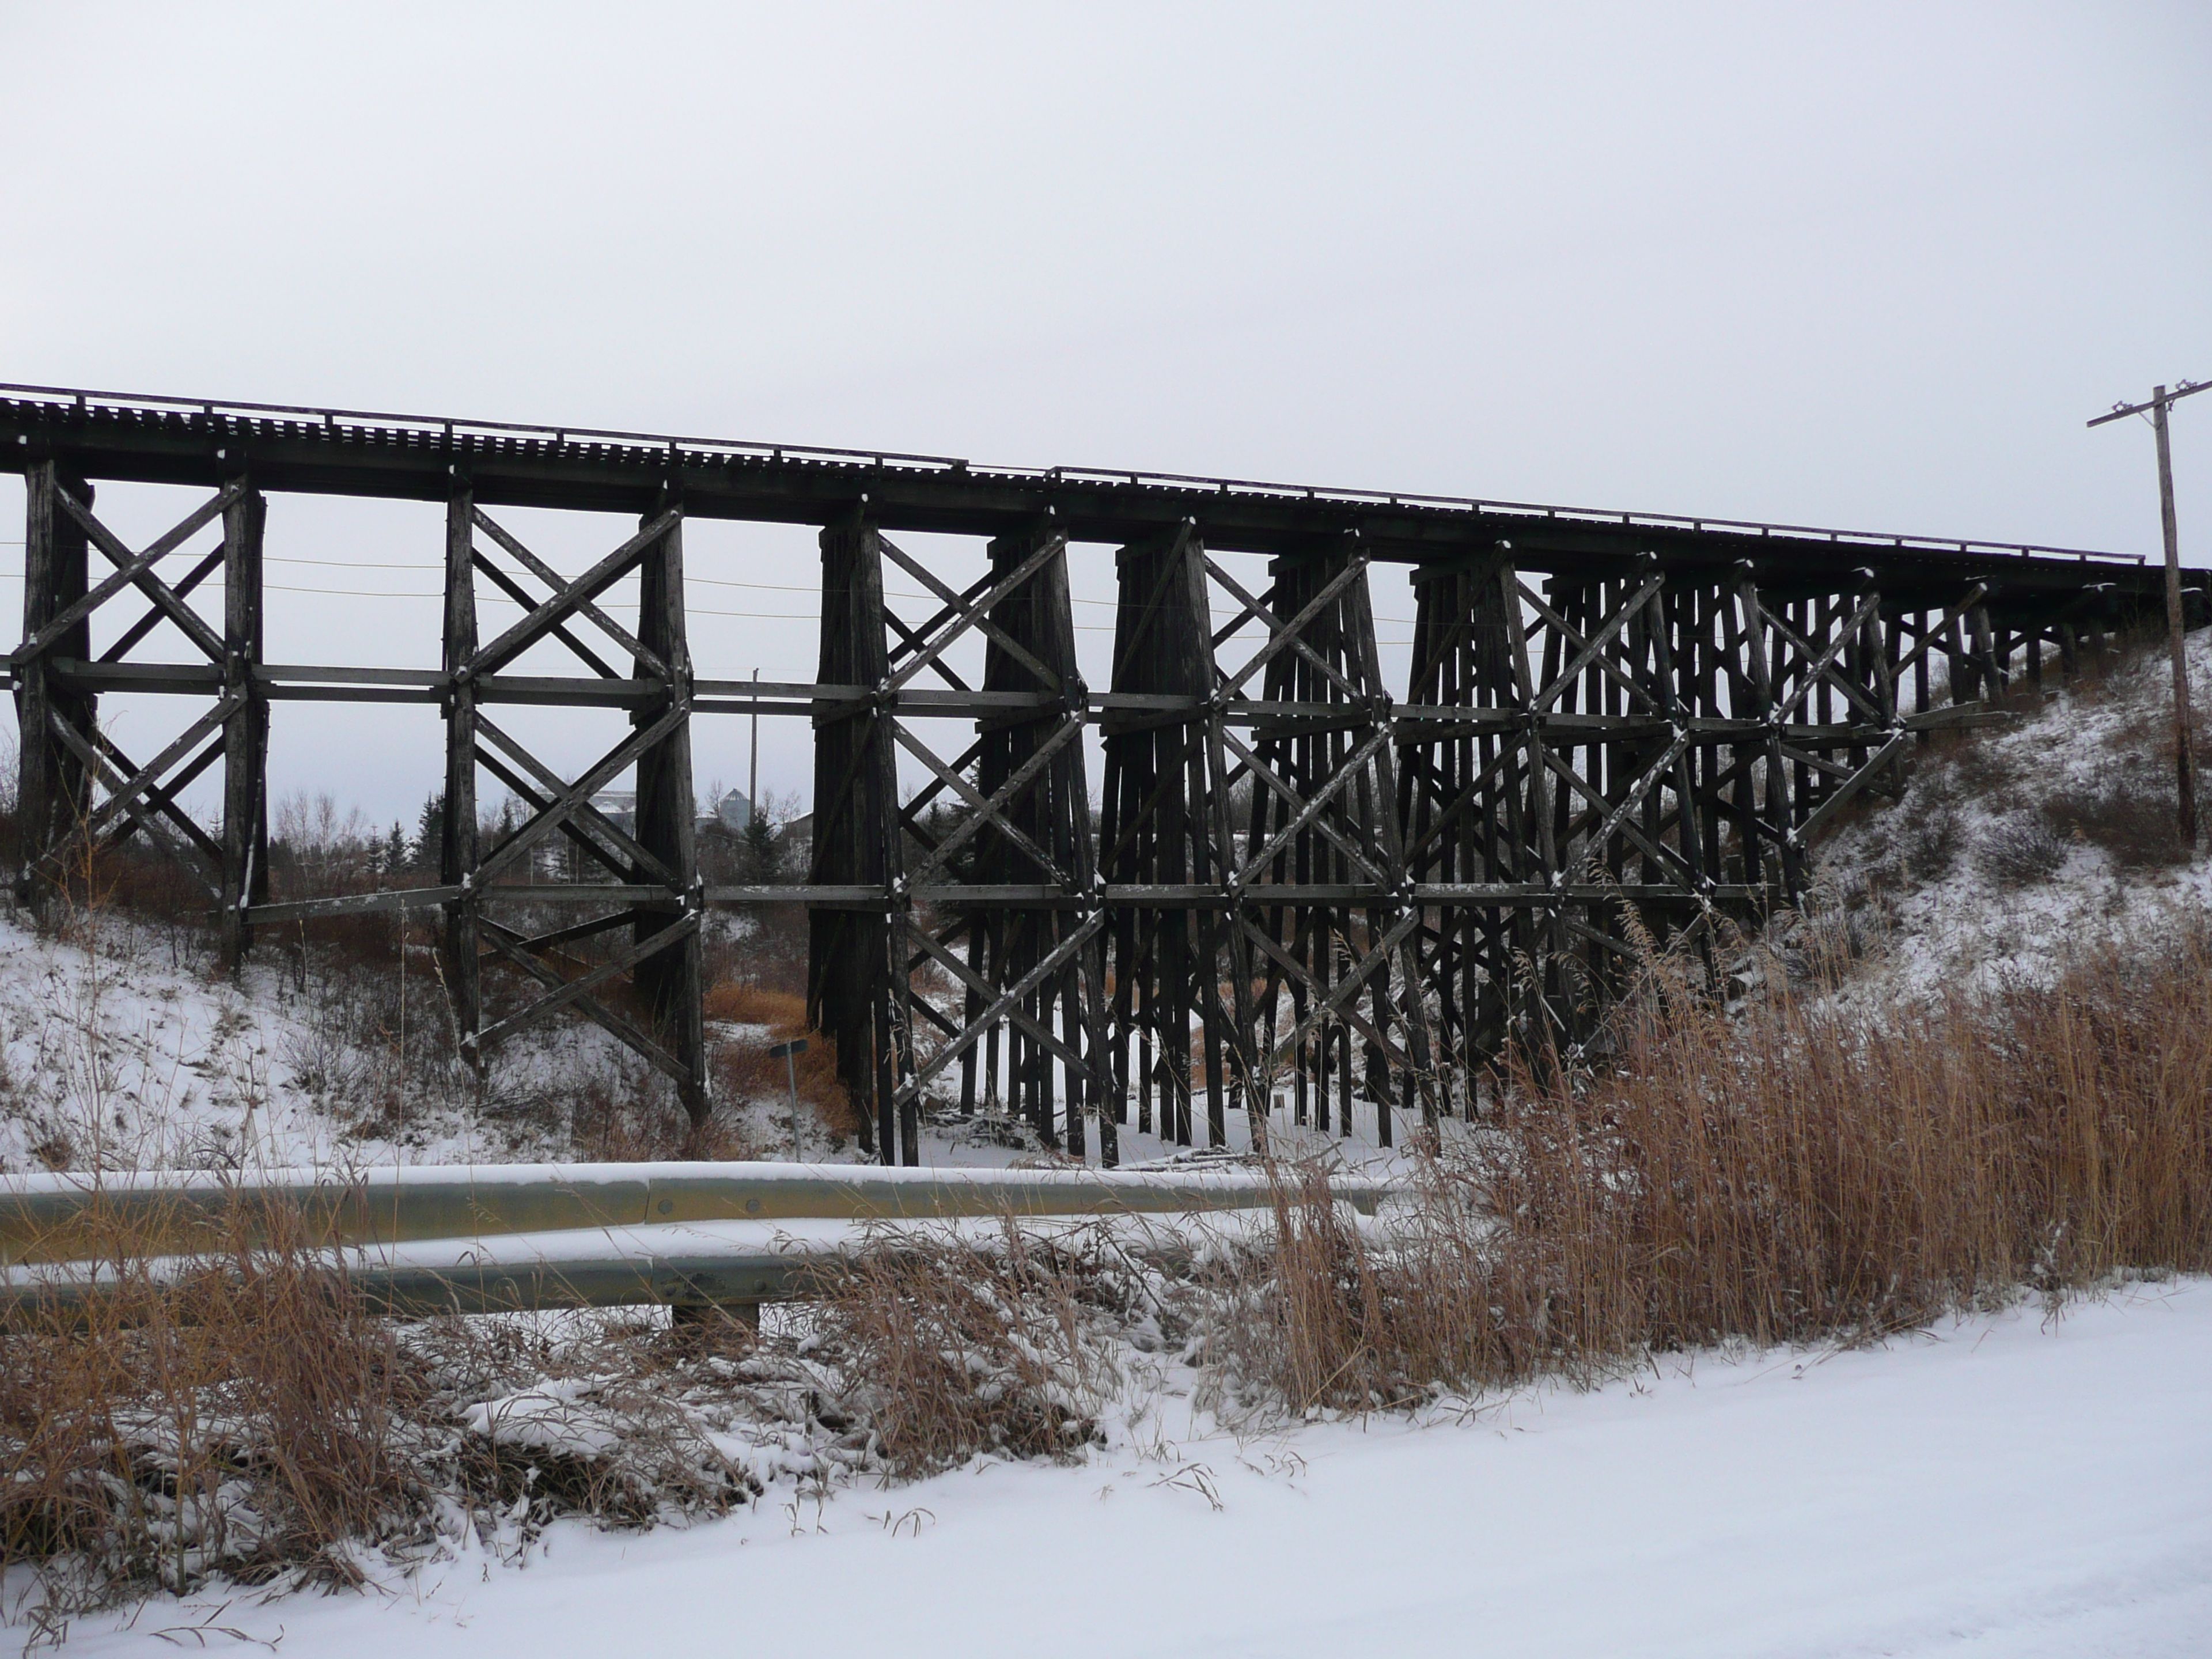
top-left (2, 386), bottom-right (2192, 596)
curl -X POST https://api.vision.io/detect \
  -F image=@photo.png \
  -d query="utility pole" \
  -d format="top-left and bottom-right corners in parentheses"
top-left (2090, 378), bottom-right (2207, 849)
top-left (748, 666), bottom-right (760, 831)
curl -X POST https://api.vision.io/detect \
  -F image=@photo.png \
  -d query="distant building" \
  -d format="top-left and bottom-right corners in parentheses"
top-left (589, 786), bottom-right (767, 839)
top-left (714, 788), bottom-right (755, 832)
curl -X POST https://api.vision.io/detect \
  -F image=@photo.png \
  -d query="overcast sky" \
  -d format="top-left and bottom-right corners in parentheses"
top-left (3, 2), bottom-right (2208, 828)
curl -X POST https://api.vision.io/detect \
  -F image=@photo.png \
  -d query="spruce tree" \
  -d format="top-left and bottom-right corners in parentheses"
top-left (741, 810), bottom-right (779, 883)
top-left (413, 793), bottom-right (445, 872)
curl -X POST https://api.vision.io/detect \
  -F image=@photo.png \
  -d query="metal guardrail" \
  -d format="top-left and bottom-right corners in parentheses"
top-left (0, 1161), bottom-right (1395, 1316)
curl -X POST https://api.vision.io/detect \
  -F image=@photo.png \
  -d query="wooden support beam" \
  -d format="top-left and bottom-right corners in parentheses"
top-left (441, 488), bottom-right (482, 1060)
top-left (809, 509), bottom-right (900, 1162)
top-left (219, 482), bottom-right (268, 968)
top-left (629, 499), bottom-right (707, 1127)
top-left (15, 465), bottom-right (94, 911)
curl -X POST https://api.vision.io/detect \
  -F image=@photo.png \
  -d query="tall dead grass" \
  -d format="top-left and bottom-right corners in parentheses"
top-left (0, 1194), bottom-right (781, 1620)
top-left (0, 1193), bottom-right (427, 1607)
top-left (799, 1220), bottom-right (1116, 1476)
top-left (1220, 925), bottom-right (2212, 1414)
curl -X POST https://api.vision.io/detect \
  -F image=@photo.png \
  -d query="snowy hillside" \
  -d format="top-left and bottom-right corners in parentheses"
top-left (1806, 628), bottom-right (2211, 995)
top-left (0, 909), bottom-right (670, 1175)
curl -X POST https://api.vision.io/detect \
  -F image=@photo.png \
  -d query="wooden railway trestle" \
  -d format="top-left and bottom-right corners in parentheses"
top-left (6, 384), bottom-right (2200, 1165)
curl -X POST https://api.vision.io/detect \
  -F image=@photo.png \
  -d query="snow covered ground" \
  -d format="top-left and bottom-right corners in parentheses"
top-left (51, 1279), bottom-right (2212, 1659)
top-left (1812, 628), bottom-right (2211, 999)
top-left (0, 902), bottom-right (1419, 1178)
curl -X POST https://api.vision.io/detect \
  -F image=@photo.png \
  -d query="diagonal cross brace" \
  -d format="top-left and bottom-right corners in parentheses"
top-left (1206, 553), bottom-right (1371, 704)
top-left (472, 554), bottom-right (622, 680)
top-left (100, 544), bottom-right (226, 664)
top-left (1234, 722), bottom-right (1396, 887)
top-left (471, 507), bottom-right (681, 679)
top-left (51, 485), bottom-right (229, 663)
top-left (472, 911), bottom-right (702, 1052)
top-left (478, 918), bottom-right (694, 1086)
top-left (26, 482), bottom-right (244, 662)
top-left (1221, 725), bottom-right (1391, 887)
top-left (1764, 591), bottom-right (1888, 724)
top-left (474, 700), bottom-right (689, 885)
top-left (474, 712), bottom-right (679, 887)
top-left (900, 912), bottom-right (1104, 1100)
top-left (1533, 574), bottom-right (1667, 712)
top-left (44, 715), bottom-right (223, 897)
top-left (905, 714), bottom-right (1085, 885)
top-left (891, 722), bottom-right (1071, 887)
top-left (78, 691), bottom-right (244, 846)
top-left (1255, 907), bottom-right (1425, 1073)
top-left (100, 737), bottom-right (224, 859)
top-left (906, 922), bottom-right (1093, 1081)
top-left (1891, 584), bottom-right (1990, 685)
top-left (472, 508), bottom-right (665, 681)
top-left (880, 534), bottom-right (1065, 694)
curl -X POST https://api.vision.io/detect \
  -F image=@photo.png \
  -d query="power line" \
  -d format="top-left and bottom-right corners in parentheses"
top-left (0, 567), bottom-right (1420, 635)
top-left (2, 542), bottom-right (1423, 622)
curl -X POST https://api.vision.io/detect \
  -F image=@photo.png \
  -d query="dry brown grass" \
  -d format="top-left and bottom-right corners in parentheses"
top-left (704, 981), bottom-right (859, 1144)
top-left (0, 1192), bottom-right (427, 1605)
top-left (798, 1220), bottom-right (1116, 1477)
top-left (0, 1194), bottom-right (785, 1619)
top-left (1212, 924), bottom-right (2212, 1415)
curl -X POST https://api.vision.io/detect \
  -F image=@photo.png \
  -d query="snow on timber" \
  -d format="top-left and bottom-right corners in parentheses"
top-left (54, 1280), bottom-right (2212, 1659)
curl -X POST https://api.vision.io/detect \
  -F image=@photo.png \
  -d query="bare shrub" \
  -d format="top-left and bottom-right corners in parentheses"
top-left (421, 1316), bottom-right (758, 1530)
top-left (1897, 797), bottom-right (1961, 881)
top-left (705, 981), bottom-right (858, 1143)
top-left (565, 1059), bottom-right (713, 1161)
top-left (800, 1221), bottom-right (1115, 1477)
top-left (2041, 780), bottom-right (2192, 872)
top-left (1979, 817), bottom-right (2070, 887)
top-left (1194, 1157), bottom-right (1501, 1416)
top-left (0, 1196), bottom-right (783, 1615)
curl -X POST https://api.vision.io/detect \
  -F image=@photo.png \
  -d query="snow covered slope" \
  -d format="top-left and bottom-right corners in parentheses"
top-left (1807, 628), bottom-right (2211, 996)
top-left (0, 909), bottom-right (627, 1174)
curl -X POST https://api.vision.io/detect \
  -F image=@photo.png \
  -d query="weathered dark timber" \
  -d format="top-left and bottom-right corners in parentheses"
top-left (218, 478), bottom-right (268, 967)
top-left (809, 511), bottom-right (902, 1161)
top-left (440, 490), bottom-right (482, 1053)
top-left (6, 383), bottom-right (2207, 1166)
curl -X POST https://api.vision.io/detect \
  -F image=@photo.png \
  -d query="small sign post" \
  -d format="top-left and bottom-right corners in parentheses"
top-left (767, 1037), bottom-right (809, 1159)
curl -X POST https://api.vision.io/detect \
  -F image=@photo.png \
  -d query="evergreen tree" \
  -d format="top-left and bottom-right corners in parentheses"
top-left (382, 822), bottom-right (408, 881)
top-left (413, 792), bottom-right (445, 872)
top-left (741, 810), bottom-right (780, 883)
